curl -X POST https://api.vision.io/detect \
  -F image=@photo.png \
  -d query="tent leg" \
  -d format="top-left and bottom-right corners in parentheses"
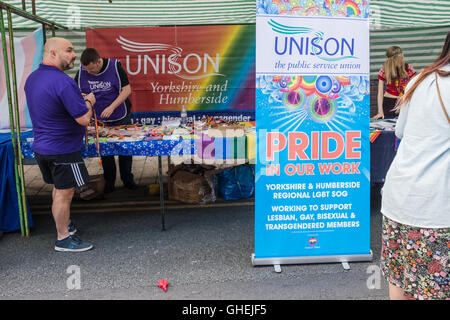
top-left (0, 8), bottom-right (25, 236)
top-left (7, 9), bottom-right (29, 237)
top-left (158, 156), bottom-right (166, 231)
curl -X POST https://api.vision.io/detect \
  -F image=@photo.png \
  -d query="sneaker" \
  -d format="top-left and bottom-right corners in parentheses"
top-left (68, 221), bottom-right (77, 235)
top-left (55, 235), bottom-right (93, 252)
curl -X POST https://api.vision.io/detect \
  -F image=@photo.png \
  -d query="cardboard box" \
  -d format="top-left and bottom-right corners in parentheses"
top-left (74, 174), bottom-right (105, 200)
top-left (168, 164), bottom-right (216, 204)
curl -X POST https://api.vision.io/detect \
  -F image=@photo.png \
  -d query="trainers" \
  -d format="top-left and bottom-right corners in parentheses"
top-left (68, 221), bottom-right (77, 235)
top-left (55, 235), bottom-right (93, 252)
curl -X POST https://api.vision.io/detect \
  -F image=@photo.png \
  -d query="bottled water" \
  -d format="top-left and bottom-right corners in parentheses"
top-left (180, 105), bottom-right (187, 126)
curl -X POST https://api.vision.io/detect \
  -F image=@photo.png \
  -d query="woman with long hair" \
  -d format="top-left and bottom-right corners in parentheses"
top-left (372, 46), bottom-right (417, 119)
top-left (380, 32), bottom-right (450, 300)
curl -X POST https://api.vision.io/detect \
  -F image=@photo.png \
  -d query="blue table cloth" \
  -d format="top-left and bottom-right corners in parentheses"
top-left (0, 132), bottom-right (34, 232)
top-left (20, 133), bottom-right (251, 160)
top-left (1, 127), bottom-right (394, 232)
top-left (370, 130), bottom-right (398, 183)
top-left (20, 134), bottom-right (198, 158)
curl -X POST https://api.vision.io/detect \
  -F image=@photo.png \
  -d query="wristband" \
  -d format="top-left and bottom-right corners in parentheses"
top-left (84, 99), bottom-right (93, 107)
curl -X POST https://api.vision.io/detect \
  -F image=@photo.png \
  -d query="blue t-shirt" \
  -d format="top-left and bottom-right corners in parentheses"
top-left (25, 64), bottom-right (89, 155)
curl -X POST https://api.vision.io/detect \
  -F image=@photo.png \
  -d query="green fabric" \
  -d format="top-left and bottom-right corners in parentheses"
top-left (3, 0), bottom-right (450, 78)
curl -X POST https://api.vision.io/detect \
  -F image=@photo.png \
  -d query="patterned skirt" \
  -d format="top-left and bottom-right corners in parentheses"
top-left (380, 215), bottom-right (450, 300)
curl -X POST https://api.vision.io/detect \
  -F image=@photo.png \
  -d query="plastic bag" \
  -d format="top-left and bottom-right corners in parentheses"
top-left (217, 165), bottom-right (254, 200)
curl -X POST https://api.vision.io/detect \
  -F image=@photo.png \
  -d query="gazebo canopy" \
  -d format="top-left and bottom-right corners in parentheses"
top-left (3, 0), bottom-right (449, 29)
top-left (2, 0), bottom-right (449, 77)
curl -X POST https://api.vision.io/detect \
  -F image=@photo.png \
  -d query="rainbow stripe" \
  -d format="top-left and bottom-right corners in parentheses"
top-left (336, 76), bottom-right (351, 85)
top-left (269, 0), bottom-right (366, 18)
top-left (344, 0), bottom-right (361, 16)
top-left (188, 25), bottom-right (255, 111)
top-left (299, 76), bottom-right (317, 95)
top-left (370, 130), bottom-right (382, 143)
top-left (287, 76), bottom-right (301, 91)
top-left (0, 28), bottom-right (43, 129)
top-left (305, 5), bottom-right (320, 16)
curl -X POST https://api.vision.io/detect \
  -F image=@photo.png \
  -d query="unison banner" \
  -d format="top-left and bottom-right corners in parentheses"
top-left (253, 0), bottom-right (372, 266)
top-left (86, 25), bottom-right (255, 124)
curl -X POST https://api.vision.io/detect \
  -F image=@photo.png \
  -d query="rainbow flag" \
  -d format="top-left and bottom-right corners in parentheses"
top-left (0, 28), bottom-right (43, 129)
top-left (87, 25), bottom-right (255, 115)
top-left (370, 130), bottom-right (382, 143)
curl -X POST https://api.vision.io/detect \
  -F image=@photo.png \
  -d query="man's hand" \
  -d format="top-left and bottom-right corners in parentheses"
top-left (76, 92), bottom-right (95, 127)
top-left (101, 105), bottom-right (115, 119)
top-left (84, 92), bottom-right (96, 107)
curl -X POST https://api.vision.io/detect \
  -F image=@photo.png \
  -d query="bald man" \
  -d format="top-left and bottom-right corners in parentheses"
top-left (25, 37), bottom-right (95, 252)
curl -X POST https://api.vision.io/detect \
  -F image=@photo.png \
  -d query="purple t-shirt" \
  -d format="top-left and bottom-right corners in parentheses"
top-left (78, 58), bottom-right (127, 122)
top-left (25, 64), bottom-right (89, 155)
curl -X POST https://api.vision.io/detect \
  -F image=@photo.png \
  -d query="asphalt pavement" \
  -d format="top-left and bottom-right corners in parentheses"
top-left (0, 183), bottom-right (388, 301)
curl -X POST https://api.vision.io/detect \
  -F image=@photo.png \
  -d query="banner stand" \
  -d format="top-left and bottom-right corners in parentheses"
top-left (254, 1), bottom-right (372, 272)
top-left (251, 251), bottom-right (373, 273)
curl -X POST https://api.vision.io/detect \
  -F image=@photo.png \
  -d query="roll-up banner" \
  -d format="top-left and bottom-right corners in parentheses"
top-left (253, 0), bottom-right (373, 267)
top-left (86, 25), bottom-right (255, 125)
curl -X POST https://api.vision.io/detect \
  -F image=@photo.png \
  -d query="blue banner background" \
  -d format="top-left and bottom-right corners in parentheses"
top-left (254, 74), bottom-right (371, 259)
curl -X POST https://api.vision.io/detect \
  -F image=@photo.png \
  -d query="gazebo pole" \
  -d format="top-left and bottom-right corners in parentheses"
top-left (0, 8), bottom-right (25, 236)
top-left (0, 1), bottom-right (67, 237)
top-left (42, 23), bottom-right (46, 43)
top-left (7, 8), bottom-right (29, 237)
top-left (0, 2), bottom-right (67, 30)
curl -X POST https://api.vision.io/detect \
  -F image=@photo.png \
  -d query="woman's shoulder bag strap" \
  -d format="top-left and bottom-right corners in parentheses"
top-left (435, 72), bottom-right (450, 124)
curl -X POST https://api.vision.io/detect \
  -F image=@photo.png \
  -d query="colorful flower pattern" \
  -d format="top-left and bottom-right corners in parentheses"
top-left (381, 216), bottom-right (450, 300)
top-left (257, 0), bottom-right (370, 18)
top-left (256, 74), bottom-right (369, 124)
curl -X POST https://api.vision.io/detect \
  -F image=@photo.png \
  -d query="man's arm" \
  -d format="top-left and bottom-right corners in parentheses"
top-left (75, 92), bottom-right (95, 126)
top-left (72, 69), bottom-right (92, 125)
top-left (100, 84), bottom-right (131, 119)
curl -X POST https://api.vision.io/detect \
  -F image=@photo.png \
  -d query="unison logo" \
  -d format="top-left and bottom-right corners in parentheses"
top-left (117, 36), bottom-right (224, 80)
top-left (87, 80), bottom-right (111, 92)
top-left (269, 19), bottom-right (358, 62)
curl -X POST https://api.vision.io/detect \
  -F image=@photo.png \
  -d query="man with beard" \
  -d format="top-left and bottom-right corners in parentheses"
top-left (25, 37), bottom-right (95, 252)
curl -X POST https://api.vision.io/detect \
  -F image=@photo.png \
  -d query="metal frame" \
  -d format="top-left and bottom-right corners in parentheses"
top-left (0, 1), bottom-right (67, 236)
top-left (0, 1), bottom-right (173, 236)
top-left (251, 251), bottom-right (373, 273)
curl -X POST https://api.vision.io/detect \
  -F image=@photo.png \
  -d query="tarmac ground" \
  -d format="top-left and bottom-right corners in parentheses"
top-left (0, 157), bottom-right (389, 302)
